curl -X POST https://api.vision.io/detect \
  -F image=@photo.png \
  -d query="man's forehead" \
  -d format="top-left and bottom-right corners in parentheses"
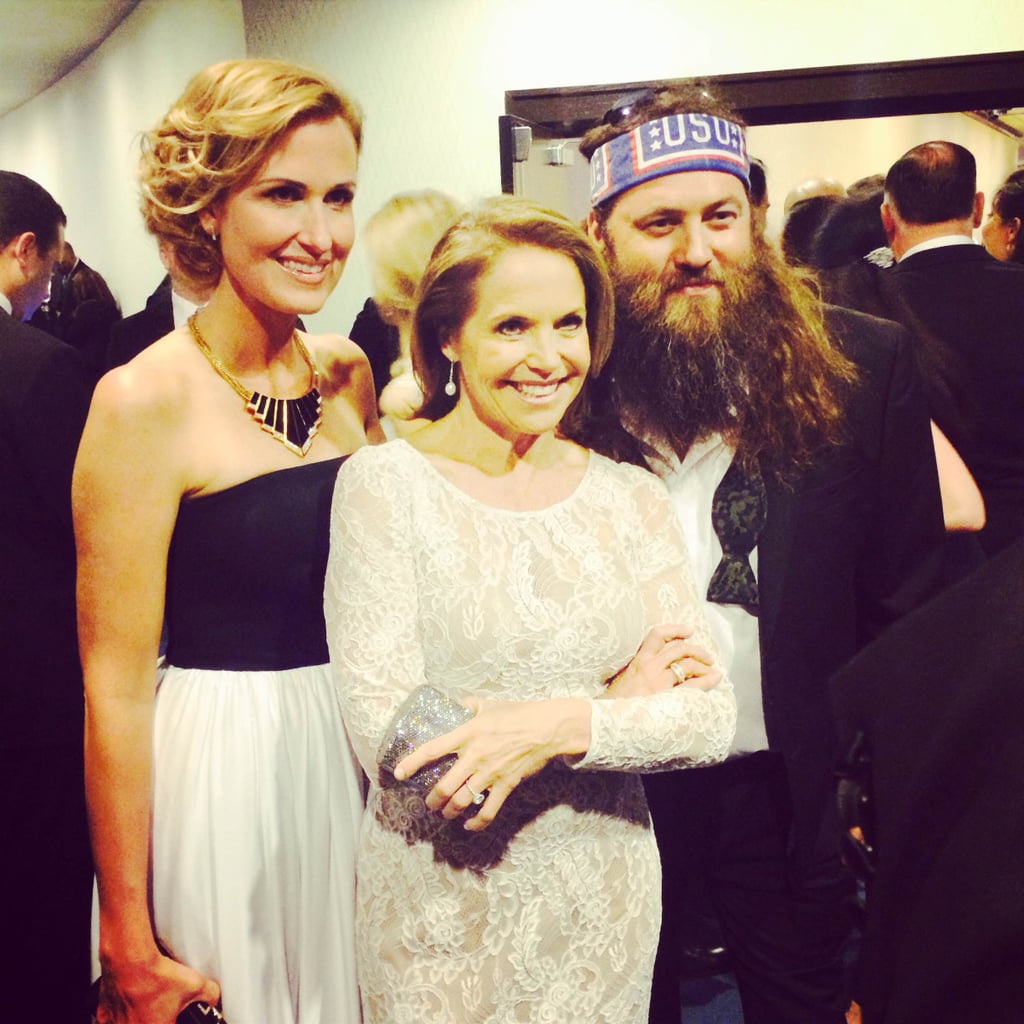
top-left (612, 170), bottom-right (749, 215)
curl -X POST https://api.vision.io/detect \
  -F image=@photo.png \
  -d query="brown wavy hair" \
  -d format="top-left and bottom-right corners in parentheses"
top-left (411, 196), bottom-right (615, 423)
top-left (992, 168), bottom-right (1024, 265)
top-left (139, 59), bottom-right (362, 290)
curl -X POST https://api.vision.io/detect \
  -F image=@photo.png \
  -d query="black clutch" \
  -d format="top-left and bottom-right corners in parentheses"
top-left (376, 684), bottom-right (474, 792)
top-left (89, 979), bottom-right (227, 1023)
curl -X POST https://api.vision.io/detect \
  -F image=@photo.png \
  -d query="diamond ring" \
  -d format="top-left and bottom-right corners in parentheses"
top-left (463, 781), bottom-right (486, 806)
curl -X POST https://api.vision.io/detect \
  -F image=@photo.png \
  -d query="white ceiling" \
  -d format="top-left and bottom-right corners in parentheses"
top-left (0, 0), bottom-right (140, 119)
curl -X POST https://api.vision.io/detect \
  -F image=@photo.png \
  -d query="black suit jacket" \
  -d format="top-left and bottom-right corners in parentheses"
top-left (0, 309), bottom-right (92, 748)
top-left (881, 245), bottom-right (1024, 554)
top-left (831, 537), bottom-right (1024, 1024)
top-left (753, 306), bottom-right (946, 866)
top-left (105, 275), bottom-right (173, 370)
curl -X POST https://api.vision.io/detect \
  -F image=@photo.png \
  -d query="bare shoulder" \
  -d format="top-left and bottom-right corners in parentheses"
top-left (302, 330), bottom-right (373, 393)
top-left (89, 328), bottom-right (198, 431)
top-left (78, 327), bottom-right (224, 501)
top-left (302, 330), bottom-right (383, 442)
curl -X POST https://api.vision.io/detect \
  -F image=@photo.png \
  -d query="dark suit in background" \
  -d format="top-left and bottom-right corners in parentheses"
top-left (831, 537), bottom-right (1024, 1024)
top-left (106, 274), bottom-right (173, 370)
top-left (349, 296), bottom-right (400, 398)
top-left (881, 245), bottom-right (1024, 556)
top-left (0, 309), bottom-right (93, 1018)
top-left (32, 254), bottom-right (122, 382)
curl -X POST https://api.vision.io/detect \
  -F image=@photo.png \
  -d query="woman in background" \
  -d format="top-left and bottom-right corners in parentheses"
top-left (325, 197), bottom-right (735, 1023)
top-left (981, 168), bottom-right (1024, 265)
top-left (359, 188), bottom-right (463, 435)
top-left (75, 59), bottom-right (378, 1024)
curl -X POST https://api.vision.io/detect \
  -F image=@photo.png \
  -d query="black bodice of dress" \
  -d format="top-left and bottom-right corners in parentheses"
top-left (165, 457), bottom-right (345, 671)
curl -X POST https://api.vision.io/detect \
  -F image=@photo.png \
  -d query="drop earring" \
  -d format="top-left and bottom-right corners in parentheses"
top-left (444, 358), bottom-right (457, 397)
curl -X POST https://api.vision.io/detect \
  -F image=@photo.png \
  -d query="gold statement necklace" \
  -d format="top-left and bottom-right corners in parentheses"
top-left (188, 312), bottom-right (323, 457)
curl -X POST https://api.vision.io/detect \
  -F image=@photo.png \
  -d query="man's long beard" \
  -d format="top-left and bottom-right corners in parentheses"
top-left (607, 251), bottom-right (771, 458)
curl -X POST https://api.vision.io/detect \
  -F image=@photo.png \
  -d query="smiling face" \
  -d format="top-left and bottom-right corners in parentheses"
top-left (203, 116), bottom-right (358, 317)
top-left (443, 246), bottom-right (590, 444)
top-left (591, 169), bottom-right (753, 339)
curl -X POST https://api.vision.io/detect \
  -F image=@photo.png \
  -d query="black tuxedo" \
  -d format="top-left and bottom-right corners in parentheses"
top-left (0, 308), bottom-right (93, 1016)
top-left (756, 308), bottom-right (947, 857)
top-left (831, 537), bottom-right (1024, 1024)
top-left (0, 310), bottom-right (92, 747)
top-left (646, 306), bottom-right (946, 1023)
top-left (105, 274), bottom-right (173, 370)
top-left (881, 244), bottom-right (1024, 555)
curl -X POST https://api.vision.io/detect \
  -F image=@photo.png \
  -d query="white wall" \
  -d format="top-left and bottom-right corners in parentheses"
top-left (238, 0), bottom-right (1024, 332)
top-left (0, 0), bottom-right (245, 313)
top-left (749, 112), bottom-right (1020, 242)
top-left (1, 0), bottom-right (1022, 331)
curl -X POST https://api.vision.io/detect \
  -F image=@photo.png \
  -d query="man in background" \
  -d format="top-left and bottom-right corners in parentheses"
top-left (880, 140), bottom-right (1024, 556)
top-left (0, 170), bottom-right (93, 1018)
top-left (107, 236), bottom-right (212, 369)
top-left (831, 535), bottom-right (1024, 1024)
top-left (575, 87), bottom-right (946, 1024)
top-left (33, 238), bottom-right (122, 380)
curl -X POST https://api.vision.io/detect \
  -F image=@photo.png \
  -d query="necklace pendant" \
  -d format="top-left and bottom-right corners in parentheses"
top-left (187, 313), bottom-right (323, 457)
top-left (246, 386), bottom-right (323, 456)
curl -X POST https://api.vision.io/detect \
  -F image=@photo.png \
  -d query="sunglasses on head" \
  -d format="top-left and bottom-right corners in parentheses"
top-left (601, 88), bottom-right (657, 126)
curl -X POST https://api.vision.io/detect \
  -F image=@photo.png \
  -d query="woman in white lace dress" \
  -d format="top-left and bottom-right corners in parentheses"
top-left (324, 197), bottom-right (736, 1023)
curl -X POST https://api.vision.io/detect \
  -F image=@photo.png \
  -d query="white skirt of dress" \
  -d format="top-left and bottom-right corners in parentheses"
top-left (150, 662), bottom-right (364, 1024)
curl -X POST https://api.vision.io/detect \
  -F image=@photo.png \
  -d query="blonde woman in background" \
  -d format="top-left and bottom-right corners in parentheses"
top-left (75, 59), bottom-right (378, 1024)
top-left (362, 188), bottom-right (462, 435)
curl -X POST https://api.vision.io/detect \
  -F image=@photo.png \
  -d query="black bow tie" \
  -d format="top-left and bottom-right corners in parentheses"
top-left (707, 458), bottom-right (766, 615)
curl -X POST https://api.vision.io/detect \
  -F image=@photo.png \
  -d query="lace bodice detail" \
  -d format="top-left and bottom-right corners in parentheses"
top-left (326, 440), bottom-right (734, 776)
top-left (324, 439), bottom-right (735, 1022)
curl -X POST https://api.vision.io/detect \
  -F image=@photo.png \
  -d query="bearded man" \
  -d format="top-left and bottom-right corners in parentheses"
top-left (571, 88), bottom-right (947, 1024)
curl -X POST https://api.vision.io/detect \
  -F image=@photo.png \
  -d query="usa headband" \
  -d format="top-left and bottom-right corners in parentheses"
top-left (590, 113), bottom-right (750, 207)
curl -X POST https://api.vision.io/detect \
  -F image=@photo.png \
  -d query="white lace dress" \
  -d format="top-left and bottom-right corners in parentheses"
top-left (324, 440), bottom-right (736, 1024)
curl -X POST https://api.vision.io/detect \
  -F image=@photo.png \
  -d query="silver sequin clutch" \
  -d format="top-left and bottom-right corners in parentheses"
top-left (376, 685), bottom-right (474, 792)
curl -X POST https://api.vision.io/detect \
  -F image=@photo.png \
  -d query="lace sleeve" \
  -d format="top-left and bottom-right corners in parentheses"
top-left (575, 470), bottom-right (736, 772)
top-left (324, 446), bottom-right (426, 778)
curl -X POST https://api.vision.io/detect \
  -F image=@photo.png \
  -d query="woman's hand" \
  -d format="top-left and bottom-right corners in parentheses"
top-left (94, 952), bottom-right (221, 1024)
top-left (604, 623), bottom-right (722, 698)
top-left (393, 696), bottom-right (590, 832)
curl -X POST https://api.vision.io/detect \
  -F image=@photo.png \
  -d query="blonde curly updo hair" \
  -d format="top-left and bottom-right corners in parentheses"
top-left (139, 58), bottom-right (362, 289)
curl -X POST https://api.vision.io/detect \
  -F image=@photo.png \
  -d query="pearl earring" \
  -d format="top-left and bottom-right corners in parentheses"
top-left (444, 359), bottom-right (457, 397)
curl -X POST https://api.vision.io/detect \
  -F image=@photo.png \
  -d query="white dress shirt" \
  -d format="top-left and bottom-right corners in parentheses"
top-left (171, 289), bottom-right (202, 329)
top-left (898, 234), bottom-right (979, 262)
top-left (654, 435), bottom-right (769, 756)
